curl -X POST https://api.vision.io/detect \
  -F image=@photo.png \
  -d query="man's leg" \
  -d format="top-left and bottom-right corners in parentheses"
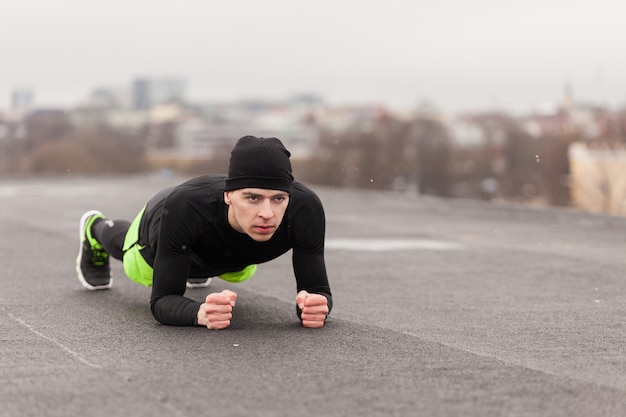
top-left (187, 265), bottom-right (257, 289)
top-left (91, 217), bottom-right (130, 260)
top-left (186, 277), bottom-right (213, 288)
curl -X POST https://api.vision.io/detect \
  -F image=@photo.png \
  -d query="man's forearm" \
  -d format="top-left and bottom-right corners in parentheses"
top-left (150, 294), bottom-right (202, 326)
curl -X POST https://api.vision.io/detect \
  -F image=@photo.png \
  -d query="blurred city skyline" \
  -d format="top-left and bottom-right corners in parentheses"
top-left (1, 0), bottom-right (625, 113)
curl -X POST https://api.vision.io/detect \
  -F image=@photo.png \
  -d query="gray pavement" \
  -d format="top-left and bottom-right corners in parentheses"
top-left (1, 174), bottom-right (625, 417)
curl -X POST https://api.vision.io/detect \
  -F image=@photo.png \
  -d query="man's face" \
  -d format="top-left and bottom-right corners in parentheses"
top-left (224, 188), bottom-right (290, 242)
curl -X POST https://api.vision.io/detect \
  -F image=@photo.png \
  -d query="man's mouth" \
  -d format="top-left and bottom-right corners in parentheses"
top-left (254, 225), bottom-right (275, 233)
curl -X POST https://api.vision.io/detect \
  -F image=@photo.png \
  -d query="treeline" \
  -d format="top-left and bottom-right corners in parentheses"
top-left (2, 108), bottom-right (625, 211)
top-left (300, 112), bottom-right (619, 207)
top-left (0, 110), bottom-right (145, 174)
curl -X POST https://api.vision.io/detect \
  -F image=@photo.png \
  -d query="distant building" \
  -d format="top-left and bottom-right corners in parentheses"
top-left (145, 98), bottom-right (323, 167)
top-left (172, 104), bottom-right (320, 158)
top-left (87, 87), bottom-right (123, 109)
top-left (448, 117), bottom-right (488, 147)
top-left (11, 89), bottom-right (34, 112)
top-left (132, 77), bottom-right (186, 110)
top-left (569, 142), bottom-right (626, 215)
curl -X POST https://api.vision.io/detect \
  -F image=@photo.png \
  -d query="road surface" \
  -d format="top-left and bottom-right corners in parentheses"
top-left (1, 174), bottom-right (625, 416)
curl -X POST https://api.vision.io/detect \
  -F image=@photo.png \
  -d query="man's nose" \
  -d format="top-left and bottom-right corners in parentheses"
top-left (258, 199), bottom-right (274, 218)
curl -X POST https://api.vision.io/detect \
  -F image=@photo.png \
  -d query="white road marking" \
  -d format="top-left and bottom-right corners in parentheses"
top-left (325, 238), bottom-right (460, 251)
top-left (6, 311), bottom-right (102, 369)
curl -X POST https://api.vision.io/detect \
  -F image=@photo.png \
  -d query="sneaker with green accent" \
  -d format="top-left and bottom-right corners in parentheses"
top-left (76, 210), bottom-right (112, 290)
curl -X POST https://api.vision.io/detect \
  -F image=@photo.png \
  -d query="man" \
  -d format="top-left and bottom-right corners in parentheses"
top-left (76, 136), bottom-right (331, 329)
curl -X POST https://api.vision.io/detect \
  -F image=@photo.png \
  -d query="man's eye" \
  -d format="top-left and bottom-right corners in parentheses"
top-left (246, 196), bottom-right (259, 202)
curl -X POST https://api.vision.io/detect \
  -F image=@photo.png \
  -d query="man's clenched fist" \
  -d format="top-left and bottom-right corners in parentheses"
top-left (296, 290), bottom-right (329, 328)
top-left (197, 289), bottom-right (237, 330)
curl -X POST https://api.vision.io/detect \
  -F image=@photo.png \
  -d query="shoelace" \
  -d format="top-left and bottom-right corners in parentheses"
top-left (91, 246), bottom-right (109, 267)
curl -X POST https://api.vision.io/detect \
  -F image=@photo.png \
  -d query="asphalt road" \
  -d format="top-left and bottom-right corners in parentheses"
top-left (1, 174), bottom-right (625, 417)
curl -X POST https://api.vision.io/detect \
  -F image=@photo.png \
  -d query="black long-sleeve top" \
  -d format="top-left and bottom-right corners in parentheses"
top-left (136, 175), bottom-right (332, 326)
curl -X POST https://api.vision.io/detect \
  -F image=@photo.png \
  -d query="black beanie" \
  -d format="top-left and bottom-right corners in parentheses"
top-left (224, 136), bottom-right (294, 194)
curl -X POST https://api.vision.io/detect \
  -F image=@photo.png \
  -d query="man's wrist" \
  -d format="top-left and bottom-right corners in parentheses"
top-left (196, 304), bottom-right (205, 326)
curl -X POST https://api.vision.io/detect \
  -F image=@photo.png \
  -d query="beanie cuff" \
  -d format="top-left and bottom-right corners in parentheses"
top-left (224, 176), bottom-right (293, 194)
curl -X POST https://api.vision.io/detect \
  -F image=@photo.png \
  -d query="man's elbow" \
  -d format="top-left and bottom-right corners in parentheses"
top-left (149, 296), bottom-right (165, 324)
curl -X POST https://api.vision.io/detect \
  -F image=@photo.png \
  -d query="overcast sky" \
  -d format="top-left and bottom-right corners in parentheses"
top-left (1, 0), bottom-right (624, 113)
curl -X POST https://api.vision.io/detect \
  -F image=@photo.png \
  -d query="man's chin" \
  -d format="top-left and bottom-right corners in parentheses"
top-left (248, 231), bottom-right (275, 242)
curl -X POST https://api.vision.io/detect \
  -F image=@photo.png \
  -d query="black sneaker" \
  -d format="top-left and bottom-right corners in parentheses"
top-left (186, 278), bottom-right (213, 289)
top-left (76, 210), bottom-right (112, 290)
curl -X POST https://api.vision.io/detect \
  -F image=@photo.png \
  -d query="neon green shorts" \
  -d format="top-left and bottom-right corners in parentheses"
top-left (121, 206), bottom-right (257, 287)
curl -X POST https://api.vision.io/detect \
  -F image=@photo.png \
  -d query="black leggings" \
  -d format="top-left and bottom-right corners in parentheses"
top-left (92, 218), bottom-right (131, 261)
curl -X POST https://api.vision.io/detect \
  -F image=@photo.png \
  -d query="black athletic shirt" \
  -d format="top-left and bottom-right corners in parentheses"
top-left (137, 175), bottom-right (332, 326)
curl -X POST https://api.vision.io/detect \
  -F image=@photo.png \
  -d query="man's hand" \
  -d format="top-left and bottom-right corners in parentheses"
top-left (197, 290), bottom-right (237, 330)
top-left (296, 290), bottom-right (329, 328)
